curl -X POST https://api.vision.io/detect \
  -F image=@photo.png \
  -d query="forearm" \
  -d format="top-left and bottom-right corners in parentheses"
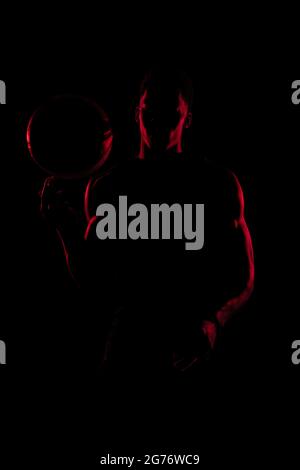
top-left (215, 217), bottom-right (255, 327)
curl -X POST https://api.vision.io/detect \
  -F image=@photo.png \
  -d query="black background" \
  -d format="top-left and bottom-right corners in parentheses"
top-left (1, 36), bottom-right (299, 465)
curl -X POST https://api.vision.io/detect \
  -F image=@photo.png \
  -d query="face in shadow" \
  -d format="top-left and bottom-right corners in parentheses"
top-left (136, 89), bottom-right (192, 154)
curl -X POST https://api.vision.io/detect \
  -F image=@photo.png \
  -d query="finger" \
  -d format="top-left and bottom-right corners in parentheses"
top-left (173, 355), bottom-right (201, 372)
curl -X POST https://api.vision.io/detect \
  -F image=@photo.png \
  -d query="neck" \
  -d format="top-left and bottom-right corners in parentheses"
top-left (138, 140), bottom-right (183, 160)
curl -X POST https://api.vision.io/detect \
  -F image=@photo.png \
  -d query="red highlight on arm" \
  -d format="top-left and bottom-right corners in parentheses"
top-left (216, 173), bottom-right (255, 327)
top-left (84, 215), bottom-right (98, 241)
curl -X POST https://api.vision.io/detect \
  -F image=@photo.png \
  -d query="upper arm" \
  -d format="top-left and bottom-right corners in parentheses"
top-left (215, 170), bottom-right (255, 325)
top-left (227, 171), bottom-right (245, 227)
top-left (228, 171), bottom-right (255, 284)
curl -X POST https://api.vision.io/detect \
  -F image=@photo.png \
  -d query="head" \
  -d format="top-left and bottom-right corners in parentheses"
top-left (135, 68), bottom-right (193, 157)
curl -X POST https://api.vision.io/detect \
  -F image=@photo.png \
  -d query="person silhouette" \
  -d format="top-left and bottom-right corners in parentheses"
top-left (83, 68), bottom-right (255, 372)
top-left (34, 71), bottom-right (255, 373)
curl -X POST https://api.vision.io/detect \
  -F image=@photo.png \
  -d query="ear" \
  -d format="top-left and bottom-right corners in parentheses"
top-left (135, 106), bottom-right (140, 124)
top-left (185, 112), bottom-right (192, 129)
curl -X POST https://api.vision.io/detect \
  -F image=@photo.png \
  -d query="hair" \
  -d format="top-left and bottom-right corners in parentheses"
top-left (139, 67), bottom-right (194, 108)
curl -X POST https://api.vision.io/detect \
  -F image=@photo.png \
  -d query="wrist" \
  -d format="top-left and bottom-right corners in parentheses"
top-left (202, 319), bottom-right (221, 349)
